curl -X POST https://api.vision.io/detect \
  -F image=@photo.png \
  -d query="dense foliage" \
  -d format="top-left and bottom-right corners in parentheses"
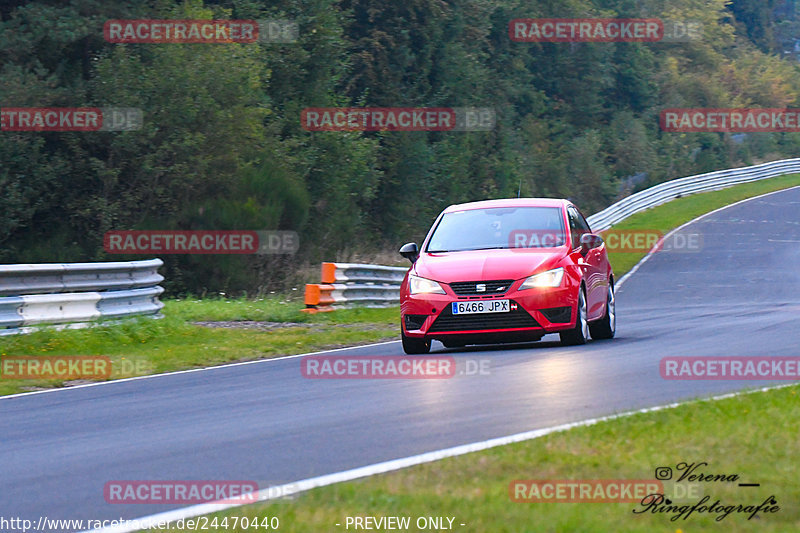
top-left (2, 0), bottom-right (800, 294)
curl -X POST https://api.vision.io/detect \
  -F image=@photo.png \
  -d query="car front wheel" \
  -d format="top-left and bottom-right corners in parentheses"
top-left (590, 282), bottom-right (616, 340)
top-left (560, 286), bottom-right (588, 346)
top-left (401, 324), bottom-right (431, 354)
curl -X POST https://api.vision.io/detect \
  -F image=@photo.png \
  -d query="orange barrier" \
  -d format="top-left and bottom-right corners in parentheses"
top-left (302, 283), bottom-right (336, 313)
top-left (320, 262), bottom-right (337, 284)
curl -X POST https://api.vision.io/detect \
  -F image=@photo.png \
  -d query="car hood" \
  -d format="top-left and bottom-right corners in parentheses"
top-left (414, 248), bottom-right (566, 282)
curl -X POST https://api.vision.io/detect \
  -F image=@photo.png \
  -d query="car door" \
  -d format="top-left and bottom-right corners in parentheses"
top-left (568, 206), bottom-right (606, 320)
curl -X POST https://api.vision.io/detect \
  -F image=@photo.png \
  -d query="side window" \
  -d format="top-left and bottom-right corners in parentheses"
top-left (568, 208), bottom-right (580, 249)
top-left (568, 206), bottom-right (590, 249)
top-left (576, 209), bottom-right (591, 234)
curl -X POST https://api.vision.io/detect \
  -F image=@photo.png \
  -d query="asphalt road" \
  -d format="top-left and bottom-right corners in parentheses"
top-left (2, 187), bottom-right (799, 530)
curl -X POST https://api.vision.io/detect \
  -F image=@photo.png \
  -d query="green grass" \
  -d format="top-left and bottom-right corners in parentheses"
top-left (161, 385), bottom-right (800, 532)
top-left (166, 295), bottom-right (310, 323)
top-left (605, 173), bottom-right (800, 277)
top-left (0, 297), bottom-right (399, 396)
top-left (167, 295), bottom-right (399, 324)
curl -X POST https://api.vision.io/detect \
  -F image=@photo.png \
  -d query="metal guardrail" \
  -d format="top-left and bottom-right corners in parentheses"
top-left (586, 158), bottom-right (800, 231)
top-left (304, 262), bottom-right (407, 312)
top-left (0, 259), bottom-right (164, 335)
top-left (304, 158), bottom-right (800, 311)
top-left (321, 262), bottom-right (407, 285)
top-left (0, 258), bottom-right (164, 296)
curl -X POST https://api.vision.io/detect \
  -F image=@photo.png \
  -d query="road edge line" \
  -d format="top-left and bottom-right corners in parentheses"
top-left (84, 383), bottom-right (795, 532)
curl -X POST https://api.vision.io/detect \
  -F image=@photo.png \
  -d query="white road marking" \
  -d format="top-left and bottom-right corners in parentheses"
top-left (83, 383), bottom-right (796, 533)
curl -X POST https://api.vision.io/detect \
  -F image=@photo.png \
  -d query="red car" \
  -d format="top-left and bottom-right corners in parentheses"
top-left (398, 198), bottom-right (615, 354)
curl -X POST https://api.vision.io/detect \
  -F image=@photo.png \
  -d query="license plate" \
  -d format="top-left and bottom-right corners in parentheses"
top-left (452, 300), bottom-right (510, 315)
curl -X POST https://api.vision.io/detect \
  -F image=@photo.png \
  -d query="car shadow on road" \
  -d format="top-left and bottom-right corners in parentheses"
top-left (431, 334), bottom-right (627, 355)
top-left (432, 337), bottom-right (562, 354)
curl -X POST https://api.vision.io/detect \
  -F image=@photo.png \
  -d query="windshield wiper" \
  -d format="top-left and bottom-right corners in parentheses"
top-left (428, 246), bottom-right (510, 252)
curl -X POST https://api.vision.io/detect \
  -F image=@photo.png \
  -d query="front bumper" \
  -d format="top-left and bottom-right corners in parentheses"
top-left (401, 283), bottom-right (577, 341)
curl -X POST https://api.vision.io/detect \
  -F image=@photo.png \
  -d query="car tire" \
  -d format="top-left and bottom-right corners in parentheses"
top-left (560, 286), bottom-right (589, 346)
top-left (401, 325), bottom-right (431, 354)
top-left (589, 282), bottom-right (616, 340)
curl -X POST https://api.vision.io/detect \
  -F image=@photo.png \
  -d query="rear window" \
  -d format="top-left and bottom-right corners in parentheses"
top-left (426, 206), bottom-right (566, 252)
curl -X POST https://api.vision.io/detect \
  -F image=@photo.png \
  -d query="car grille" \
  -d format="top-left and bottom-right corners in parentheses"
top-left (428, 302), bottom-right (540, 332)
top-left (448, 279), bottom-right (514, 296)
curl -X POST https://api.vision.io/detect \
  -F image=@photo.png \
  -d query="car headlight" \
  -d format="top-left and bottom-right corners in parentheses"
top-left (519, 267), bottom-right (564, 289)
top-left (409, 275), bottom-right (446, 294)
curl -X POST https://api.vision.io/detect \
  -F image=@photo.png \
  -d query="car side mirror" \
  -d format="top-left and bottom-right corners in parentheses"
top-left (399, 242), bottom-right (419, 263)
top-left (580, 233), bottom-right (603, 255)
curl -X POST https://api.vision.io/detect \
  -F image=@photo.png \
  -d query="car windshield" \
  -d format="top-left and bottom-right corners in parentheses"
top-left (426, 206), bottom-right (566, 252)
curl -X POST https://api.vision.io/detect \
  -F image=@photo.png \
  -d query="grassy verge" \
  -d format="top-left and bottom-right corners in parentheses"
top-left (164, 384), bottom-right (800, 532)
top-left (605, 173), bottom-right (800, 277)
top-left (0, 298), bottom-right (399, 396)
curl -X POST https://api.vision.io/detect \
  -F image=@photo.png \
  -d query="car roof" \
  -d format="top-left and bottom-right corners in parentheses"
top-left (442, 197), bottom-right (571, 213)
